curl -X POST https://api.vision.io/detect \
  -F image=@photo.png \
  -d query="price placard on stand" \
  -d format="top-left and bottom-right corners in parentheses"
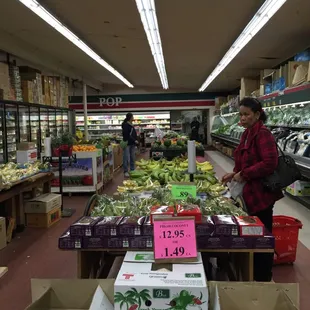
top-left (153, 217), bottom-right (197, 263)
top-left (171, 183), bottom-right (197, 199)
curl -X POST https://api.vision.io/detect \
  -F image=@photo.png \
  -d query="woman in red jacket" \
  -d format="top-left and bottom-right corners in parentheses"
top-left (222, 97), bottom-right (283, 281)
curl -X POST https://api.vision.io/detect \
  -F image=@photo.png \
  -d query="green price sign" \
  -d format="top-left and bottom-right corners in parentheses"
top-left (171, 183), bottom-right (197, 199)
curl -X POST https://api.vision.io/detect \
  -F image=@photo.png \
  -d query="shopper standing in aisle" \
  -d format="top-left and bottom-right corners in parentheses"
top-left (222, 97), bottom-right (283, 282)
top-left (190, 117), bottom-right (200, 141)
top-left (122, 112), bottom-right (138, 177)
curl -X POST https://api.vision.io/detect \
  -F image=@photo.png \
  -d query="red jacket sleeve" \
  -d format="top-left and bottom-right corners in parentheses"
top-left (241, 129), bottom-right (278, 180)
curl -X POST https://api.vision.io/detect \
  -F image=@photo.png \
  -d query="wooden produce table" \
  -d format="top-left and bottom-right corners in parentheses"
top-left (0, 172), bottom-right (53, 227)
top-left (76, 247), bottom-right (273, 281)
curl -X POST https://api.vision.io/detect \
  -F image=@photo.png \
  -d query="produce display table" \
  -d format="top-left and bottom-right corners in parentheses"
top-left (0, 172), bottom-right (53, 227)
top-left (76, 248), bottom-right (273, 281)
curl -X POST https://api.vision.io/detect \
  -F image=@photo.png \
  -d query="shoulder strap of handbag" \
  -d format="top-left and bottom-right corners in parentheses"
top-left (258, 127), bottom-right (285, 157)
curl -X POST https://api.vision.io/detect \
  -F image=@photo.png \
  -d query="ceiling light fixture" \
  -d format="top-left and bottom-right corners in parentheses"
top-left (135, 0), bottom-right (169, 89)
top-left (17, 0), bottom-right (134, 88)
top-left (199, 0), bottom-right (287, 92)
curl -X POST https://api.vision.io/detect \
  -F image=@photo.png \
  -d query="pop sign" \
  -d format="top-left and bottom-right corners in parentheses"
top-left (171, 183), bottom-right (197, 200)
top-left (153, 217), bottom-right (197, 263)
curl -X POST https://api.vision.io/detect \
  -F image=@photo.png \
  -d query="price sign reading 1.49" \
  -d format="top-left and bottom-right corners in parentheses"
top-left (171, 183), bottom-right (197, 200)
top-left (153, 217), bottom-right (197, 262)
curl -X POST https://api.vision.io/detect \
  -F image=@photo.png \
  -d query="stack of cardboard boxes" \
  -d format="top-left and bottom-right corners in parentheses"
top-left (9, 65), bottom-right (23, 101)
top-left (242, 60), bottom-right (310, 98)
top-left (0, 63), bottom-right (69, 107)
top-left (0, 62), bottom-right (11, 100)
top-left (25, 193), bottom-right (62, 228)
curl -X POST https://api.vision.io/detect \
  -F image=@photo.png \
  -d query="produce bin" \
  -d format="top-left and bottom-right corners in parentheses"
top-left (51, 149), bottom-right (103, 193)
top-left (273, 215), bottom-right (303, 264)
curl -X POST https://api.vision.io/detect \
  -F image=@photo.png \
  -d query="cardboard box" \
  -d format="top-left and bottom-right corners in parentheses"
top-left (26, 205), bottom-right (61, 228)
top-left (70, 216), bottom-right (102, 237)
top-left (26, 279), bottom-right (114, 310)
top-left (25, 194), bottom-right (62, 214)
top-left (114, 251), bottom-right (208, 310)
top-left (287, 61), bottom-right (308, 87)
top-left (17, 142), bottom-right (36, 151)
top-left (286, 180), bottom-right (310, 196)
top-left (0, 217), bottom-right (7, 250)
top-left (240, 78), bottom-right (259, 100)
top-left (209, 281), bottom-right (299, 310)
top-left (235, 216), bottom-right (264, 236)
top-left (16, 149), bottom-right (37, 164)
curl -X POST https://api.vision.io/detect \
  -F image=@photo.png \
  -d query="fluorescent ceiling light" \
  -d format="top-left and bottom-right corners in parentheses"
top-left (135, 0), bottom-right (169, 89)
top-left (199, 0), bottom-right (287, 92)
top-left (17, 0), bottom-right (134, 88)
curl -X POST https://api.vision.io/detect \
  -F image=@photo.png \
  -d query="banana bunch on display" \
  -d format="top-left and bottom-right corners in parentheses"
top-left (0, 161), bottom-right (50, 190)
top-left (196, 161), bottom-right (213, 172)
top-left (117, 180), bottom-right (145, 193)
top-left (134, 158), bottom-right (217, 186)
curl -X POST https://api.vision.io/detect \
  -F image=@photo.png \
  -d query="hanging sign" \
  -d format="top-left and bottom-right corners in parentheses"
top-left (171, 183), bottom-right (197, 199)
top-left (153, 217), bottom-right (197, 263)
top-left (99, 97), bottom-right (122, 107)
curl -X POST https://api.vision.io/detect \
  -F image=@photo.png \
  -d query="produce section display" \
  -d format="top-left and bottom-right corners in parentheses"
top-left (117, 157), bottom-right (226, 195)
top-left (211, 102), bottom-right (310, 180)
top-left (58, 189), bottom-right (275, 251)
top-left (91, 188), bottom-right (245, 218)
top-left (0, 161), bottom-right (50, 190)
top-left (150, 132), bottom-right (205, 158)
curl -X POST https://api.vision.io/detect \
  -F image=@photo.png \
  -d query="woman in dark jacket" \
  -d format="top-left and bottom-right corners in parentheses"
top-left (222, 97), bottom-right (283, 282)
top-left (122, 112), bottom-right (138, 177)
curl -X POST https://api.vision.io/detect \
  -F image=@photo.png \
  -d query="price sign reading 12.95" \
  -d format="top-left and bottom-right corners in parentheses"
top-left (153, 217), bottom-right (197, 263)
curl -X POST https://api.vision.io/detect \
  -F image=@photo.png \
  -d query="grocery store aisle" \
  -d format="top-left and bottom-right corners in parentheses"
top-left (0, 151), bottom-right (309, 310)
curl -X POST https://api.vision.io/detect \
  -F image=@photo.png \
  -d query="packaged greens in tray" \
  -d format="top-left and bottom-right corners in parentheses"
top-left (201, 196), bottom-right (247, 216)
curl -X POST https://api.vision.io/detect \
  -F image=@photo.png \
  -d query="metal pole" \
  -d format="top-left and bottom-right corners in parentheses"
top-left (83, 83), bottom-right (88, 140)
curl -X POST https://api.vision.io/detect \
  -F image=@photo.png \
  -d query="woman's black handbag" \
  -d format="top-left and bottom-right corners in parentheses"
top-left (262, 145), bottom-right (301, 191)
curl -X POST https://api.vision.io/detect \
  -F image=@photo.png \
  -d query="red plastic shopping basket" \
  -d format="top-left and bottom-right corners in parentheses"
top-left (273, 215), bottom-right (303, 264)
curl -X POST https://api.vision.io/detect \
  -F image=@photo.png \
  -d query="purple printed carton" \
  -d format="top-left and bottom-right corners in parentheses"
top-left (142, 216), bottom-right (153, 236)
top-left (118, 216), bottom-right (145, 236)
top-left (212, 215), bottom-right (239, 236)
top-left (70, 216), bottom-right (102, 237)
top-left (229, 236), bottom-right (253, 249)
top-left (129, 236), bottom-right (153, 249)
top-left (83, 237), bottom-right (105, 249)
top-left (252, 233), bottom-right (275, 249)
top-left (197, 236), bottom-right (230, 249)
top-left (94, 216), bottom-right (123, 237)
top-left (196, 215), bottom-right (215, 236)
top-left (58, 230), bottom-right (82, 250)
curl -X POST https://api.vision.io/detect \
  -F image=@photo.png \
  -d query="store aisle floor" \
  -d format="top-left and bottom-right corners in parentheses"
top-left (0, 151), bottom-right (309, 310)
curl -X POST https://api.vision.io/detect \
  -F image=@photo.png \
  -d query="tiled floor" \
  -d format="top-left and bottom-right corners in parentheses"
top-left (0, 151), bottom-right (309, 309)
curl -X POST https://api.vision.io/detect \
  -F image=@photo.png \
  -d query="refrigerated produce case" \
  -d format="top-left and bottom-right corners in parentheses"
top-left (0, 100), bottom-right (75, 163)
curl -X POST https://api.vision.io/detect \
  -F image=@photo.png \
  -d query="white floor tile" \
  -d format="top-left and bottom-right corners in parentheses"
top-left (208, 151), bottom-right (310, 249)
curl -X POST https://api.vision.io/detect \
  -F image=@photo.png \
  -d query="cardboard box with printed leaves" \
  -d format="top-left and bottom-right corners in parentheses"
top-left (25, 279), bottom-right (114, 310)
top-left (115, 251), bottom-right (208, 310)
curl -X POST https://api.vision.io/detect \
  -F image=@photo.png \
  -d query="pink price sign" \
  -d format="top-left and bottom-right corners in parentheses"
top-left (153, 217), bottom-right (197, 262)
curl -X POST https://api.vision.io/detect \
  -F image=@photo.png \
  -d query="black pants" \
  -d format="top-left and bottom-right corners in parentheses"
top-left (252, 205), bottom-right (274, 282)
